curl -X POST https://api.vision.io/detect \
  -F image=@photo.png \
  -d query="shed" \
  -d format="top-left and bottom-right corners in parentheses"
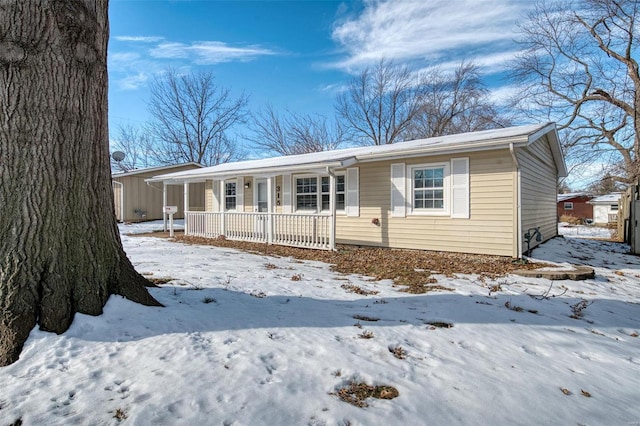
top-left (112, 163), bottom-right (205, 222)
top-left (148, 123), bottom-right (566, 258)
top-left (589, 192), bottom-right (623, 225)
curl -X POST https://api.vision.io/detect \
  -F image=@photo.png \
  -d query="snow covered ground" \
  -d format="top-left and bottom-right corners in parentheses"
top-left (1, 222), bottom-right (638, 425)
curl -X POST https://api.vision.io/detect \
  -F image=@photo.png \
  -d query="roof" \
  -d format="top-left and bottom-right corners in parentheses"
top-left (557, 192), bottom-right (592, 202)
top-left (148, 123), bottom-right (566, 183)
top-left (112, 162), bottom-right (203, 178)
top-left (589, 192), bottom-right (623, 204)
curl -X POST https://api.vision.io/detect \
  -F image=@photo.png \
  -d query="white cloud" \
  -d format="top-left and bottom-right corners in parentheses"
top-left (114, 36), bottom-right (165, 43)
top-left (331, 0), bottom-right (532, 71)
top-left (150, 41), bottom-right (277, 64)
top-left (116, 72), bottom-right (150, 90)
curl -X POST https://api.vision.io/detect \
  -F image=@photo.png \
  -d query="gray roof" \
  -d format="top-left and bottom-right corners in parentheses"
top-left (148, 123), bottom-right (566, 183)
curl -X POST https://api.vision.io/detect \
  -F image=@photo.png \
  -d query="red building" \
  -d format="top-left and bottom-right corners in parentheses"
top-left (557, 193), bottom-right (593, 222)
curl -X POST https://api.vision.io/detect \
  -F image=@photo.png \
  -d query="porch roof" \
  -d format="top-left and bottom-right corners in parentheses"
top-left (147, 122), bottom-right (566, 184)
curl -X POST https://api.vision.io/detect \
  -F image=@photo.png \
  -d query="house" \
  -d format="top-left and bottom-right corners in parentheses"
top-left (557, 192), bottom-right (593, 222)
top-left (589, 192), bottom-right (623, 225)
top-left (112, 163), bottom-right (205, 222)
top-left (147, 123), bottom-right (566, 258)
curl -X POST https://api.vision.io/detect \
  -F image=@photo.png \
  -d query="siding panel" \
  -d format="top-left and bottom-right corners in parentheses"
top-left (335, 150), bottom-right (516, 256)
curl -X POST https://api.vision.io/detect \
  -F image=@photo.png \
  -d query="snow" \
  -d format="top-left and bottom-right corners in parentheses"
top-left (1, 222), bottom-right (639, 425)
top-left (150, 123), bottom-right (554, 182)
top-left (559, 222), bottom-right (614, 239)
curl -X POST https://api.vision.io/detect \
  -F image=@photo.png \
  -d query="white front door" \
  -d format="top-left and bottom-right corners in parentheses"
top-left (254, 179), bottom-right (269, 236)
top-left (255, 179), bottom-right (269, 212)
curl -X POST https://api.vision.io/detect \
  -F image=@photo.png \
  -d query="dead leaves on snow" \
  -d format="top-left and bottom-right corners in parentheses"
top-left (333, 382), bottom-right (399, 408)
top-left (178, 236), bottom-right (543, 294)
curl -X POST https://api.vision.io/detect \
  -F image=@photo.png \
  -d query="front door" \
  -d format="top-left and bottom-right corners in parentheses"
top-left (254, 179), bottom-right (269, 237)
top-left (256, 179), bottom-right (269, 212)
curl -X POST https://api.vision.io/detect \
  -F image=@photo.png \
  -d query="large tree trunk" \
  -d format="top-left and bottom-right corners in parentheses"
top-left (0, 0), bottom-right (160, 366)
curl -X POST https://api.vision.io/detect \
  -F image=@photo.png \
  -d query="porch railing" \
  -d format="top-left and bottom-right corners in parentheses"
top-left (185, 211), bottom-right (334, 250)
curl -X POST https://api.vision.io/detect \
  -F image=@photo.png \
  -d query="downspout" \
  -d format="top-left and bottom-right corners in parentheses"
top-left (510, 143), bottom-right (522, 258)
top-left (112, 180), bottom-right (124, 222)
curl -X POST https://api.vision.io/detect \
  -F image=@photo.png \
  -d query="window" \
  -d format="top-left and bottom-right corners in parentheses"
top-left (564, 202), bottom-right (573, 210)
top-left (411, 165), bottom-right (446, 212)
top-left (611, 204), bottom-right (618, 211)
top-left (295, 174), bottom-right (345, 212)
top-left (296, 177), bottom-right (317, 211)
top-left (321, 176), bottom-right (345, 211)
top-left (225, 181), bottom-right (237, 211)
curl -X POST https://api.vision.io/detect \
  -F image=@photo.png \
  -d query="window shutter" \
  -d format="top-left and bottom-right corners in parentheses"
top-left (236, 177), bottom-right (244, 212)
top-left (390, 163), bottom-right (406, 217)
top-left (451, 157), bottom-right (469, 219)
top-left (212, 180), bottom-right (221, 212)
top-left (282, 174), bottom-right (292, 213)
top-left (346, 167), bottom-right (359, 217)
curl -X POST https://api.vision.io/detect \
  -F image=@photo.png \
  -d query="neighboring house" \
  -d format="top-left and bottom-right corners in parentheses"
top-left (148, 123), bottom-right (566, 258)
top-left (112, 163), bottom-right (205, 222)
top-left (589, 192), bottom-right (623, 224)
top-left (557, 192), bottom-right (593, 221)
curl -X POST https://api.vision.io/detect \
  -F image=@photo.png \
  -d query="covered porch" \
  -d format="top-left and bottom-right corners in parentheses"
top-left (150, 153), bottom-right (359, 250)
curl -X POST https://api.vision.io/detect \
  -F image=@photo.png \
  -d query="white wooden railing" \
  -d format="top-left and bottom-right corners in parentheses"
top-left (185, 211), bottom-right (334, 250)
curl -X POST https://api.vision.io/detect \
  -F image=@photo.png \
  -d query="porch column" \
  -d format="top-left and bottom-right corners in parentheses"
top-left (267, 176), bottom-right (273, 244)
top-left (183, 182), bottom-right (189, 234)
top-left (329, 173), bottom-right (336, 250)
top-left (219, 180), bottom-right (226, 236)
top-left (162, 182), bottom-right (167, 232)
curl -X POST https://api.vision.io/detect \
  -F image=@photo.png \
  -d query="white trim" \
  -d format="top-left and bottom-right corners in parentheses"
top-left (346, 167), bottom-right (359, 217)
top-left (390, 163), bottom-right (406, 218)
top-left (407, 162), bottom-right (451, 216)
top-left (292, 173), bottom-right (346, 214)
top-left (450, 157), bottom-right (469, 219)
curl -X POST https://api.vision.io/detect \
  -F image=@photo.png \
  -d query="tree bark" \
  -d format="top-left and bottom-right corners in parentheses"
top-left (0, 0), bottom-right (161, 367)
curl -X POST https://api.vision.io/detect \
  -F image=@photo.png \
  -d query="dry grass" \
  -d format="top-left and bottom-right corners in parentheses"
top-left (333, 382), bottom-right (399, 408)
top-left (176, 236), bottom-right (546, 293)
top-left (560, 214), bottom-right (582, 225)
top-left (341, 283), bottom-right (379, 296)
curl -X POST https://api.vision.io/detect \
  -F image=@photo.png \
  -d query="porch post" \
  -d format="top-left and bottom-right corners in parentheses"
top-left (329, 172), bottom-right (336, 250)
top-left (162, 182), bottom-right (167, 232)
top-left (219, 179), bottom-right (226, 236)
top-left (183, 182), bottom-right (189, 234)
top-left (267, 176), bottom-right (273, 244)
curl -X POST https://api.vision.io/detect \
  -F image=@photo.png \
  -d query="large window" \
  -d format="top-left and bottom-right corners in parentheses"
top-left (225, 181), bottom-right (237, 211)
top-left (295, 174), bottom-right (345, 212)
top-left (409, 163), bottom-right (449, 214)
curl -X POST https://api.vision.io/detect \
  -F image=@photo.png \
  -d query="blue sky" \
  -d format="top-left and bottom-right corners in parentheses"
top-left (108, 0), bottom-right (536, 135)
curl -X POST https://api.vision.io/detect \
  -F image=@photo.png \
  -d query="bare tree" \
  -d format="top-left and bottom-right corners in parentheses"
top-left (0, 0), bottom-right (160, 366)
top-left (249, 104), bottom-right (345, 155)
top-left (147, 69), bottom-right (248, 166)
top-left (110, 124), bottom-right (154, 172)
top-left (335, 59), bottom-right (423, 145)
top-left (404, 62), bottom-right (510, 140)
top-left (511, 0), bottom-right (640, 184)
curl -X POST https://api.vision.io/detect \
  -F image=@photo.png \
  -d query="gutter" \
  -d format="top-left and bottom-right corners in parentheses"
top-left (510, 143), bottom-right (522, 259)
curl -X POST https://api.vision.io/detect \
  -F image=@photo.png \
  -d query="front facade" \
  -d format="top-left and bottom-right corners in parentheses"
top-left (149, 123), bottom-right (566, 258)
top-left (112, 163), bottom-right (204, 222)
top-left (557, 193), bottom-right (594, 221)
